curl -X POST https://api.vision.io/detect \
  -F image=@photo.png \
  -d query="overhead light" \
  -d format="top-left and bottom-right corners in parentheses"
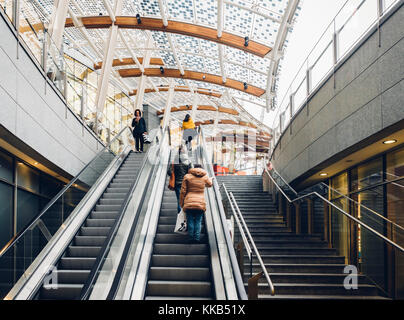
top-left (159, 67), bottom-right (164, 74)
top-left (319, 173), bottom-right (328, 176)
top-left (34, 162), bottom-right (38, 165)
top-left (202, 75), bottom-right (206, 80)
top-left (136, 14), bottom-right (141, 24)
top-left (243, 82), bottom-right (248, 90)
top-left (244, 36), bottom-right (249, 47)
top-left (383, 139), bottom-right (397, 145)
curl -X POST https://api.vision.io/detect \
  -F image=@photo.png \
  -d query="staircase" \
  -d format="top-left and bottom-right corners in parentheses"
top-left (217, 175), bottom-right (388, 300)
top-left (144, 177), bottom-right (214, 300)
top-left (38, 151), bottom-right (145, 299)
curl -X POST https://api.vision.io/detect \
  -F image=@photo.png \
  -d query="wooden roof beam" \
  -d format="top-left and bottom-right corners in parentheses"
top-left (119, 68), bottom-right (266, 97)
top-left (64, 16), bottom-right (272, 57)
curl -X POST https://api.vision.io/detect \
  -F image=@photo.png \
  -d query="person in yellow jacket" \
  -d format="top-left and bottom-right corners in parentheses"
top-left (182, 114), bottom-right (197, 149)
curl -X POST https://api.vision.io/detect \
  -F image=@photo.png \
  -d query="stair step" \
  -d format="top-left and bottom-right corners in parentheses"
top-left (95, 204), bottom-right (121, 212)
top-left (68, 246), bottom-right (101, 257)
top-left (149, 267), bottom-right (210, 281)
top-left (246, 263), bottom-right (349, 274)
top-left (40, 284), bottom-right (83, 300)
top-left (59, 257), bottom-right (96, 269)
top-left (56, 270), bottom-right (90, 284)
top-left (250, 283), bottom-right (380, 296)
top-left (245, 248), bottom-right (337, 256)
top-left (147, 280), bottom-right (212, 297)
top-left (145, 296), bottom-right (212, 300)
top-left (90, 211), bottom-right (119, 219)
top-left (86, 219), bottom-right (116, 228)
top-left (151, 255), bottom-right (210, 267)
top-left (153, 244), bottom-right (208, 255)
top-left (74, 236), bottom-right (107, 246)
top-left (245, 255), bottom-right (346, 264)
top-left (80, 227), bottom-right (110, 236)
top-left (155, 234), bottom-right (206, 244)
top-left (259, 294), bottom-right (389, 300)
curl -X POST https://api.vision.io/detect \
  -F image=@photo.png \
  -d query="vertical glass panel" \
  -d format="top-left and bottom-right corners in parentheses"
top-left (386, 147), bottom-right (404, 182)
top-left (337, 0), bottom-right (378, 60)
top-left (0, 181), bottom-right (13, 249)
top-left (351, 157), bottom-right (383, 191)
top-left (330, 173), bottom-right (350, 261)
top-left (0, 150), bottom-right (13, 182)
top-left (40, 174), bottom-right (63, 200)
top-left (16, 189), bottom-right (41, 233)
top-left (16, 162), bottom-right (40, 193)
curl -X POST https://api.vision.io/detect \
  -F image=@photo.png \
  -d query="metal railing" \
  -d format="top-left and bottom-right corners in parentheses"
top-left (0, 0), bottom-right (140, 145)
top-left (263, 168), bottom-right (404, 253)
top-left (222, 184), bottom-right (275, 297)
top-left (321, 182), bottom-right (404, 234)
top-left (80, 127), bottom-right (162, 299)
top-left (0, 125), bottom-right (133, 260)
top-left (199, 128), bottom-right (248, 300)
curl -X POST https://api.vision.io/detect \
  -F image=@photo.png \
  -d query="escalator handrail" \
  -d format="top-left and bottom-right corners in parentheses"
top-left (199, 128), bottom-right (248, 300)
top-left (0, 126), bottom-right (133, 258)
top-left (106, 128), bottom-right (168, 299)
top-left (80, 127), bottom-right (163, 299)
top-left (263, 168), bottom-right (404, 253)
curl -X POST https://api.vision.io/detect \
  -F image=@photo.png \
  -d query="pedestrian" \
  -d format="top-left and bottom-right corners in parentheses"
top-left (180, 164), bottom-right (213, 243)
top-left (131, 109), bottom-right (147, 153)
top-left (167, 144), bottom-right (192, 213)
top-left (182, 114), bottom-right (197, 150)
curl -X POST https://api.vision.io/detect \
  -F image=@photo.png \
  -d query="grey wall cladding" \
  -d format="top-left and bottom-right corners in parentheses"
top-left (272, 3), bottom-right (404, 185)
top-left (0, 12), bottom-right (104, 177)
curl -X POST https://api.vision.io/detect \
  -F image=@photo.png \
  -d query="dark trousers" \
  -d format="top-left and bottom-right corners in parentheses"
top-left (185, 209), bottom-right (204, 241)
top-left (134, 132), bottom-right (144, 151)
top-left (174, 185), bottom-right (182, 213)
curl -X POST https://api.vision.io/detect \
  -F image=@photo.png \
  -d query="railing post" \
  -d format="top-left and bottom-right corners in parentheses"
top-left (307, 198), bottom-right (313, 235)
top-left (323, 203), bottom-right (331, 248)
top-left (248, 272), bottom-right (263, 300)
top-left (279, 193), bottom-right (284, 218)
top-left (286, 201), bottom-right (291, 231)
top-left (236, 241), bottom-right (244, 278)
top-left (294, 202), bottom-right (301, 234)
top-left (12, 0), bottom-right (20, 30)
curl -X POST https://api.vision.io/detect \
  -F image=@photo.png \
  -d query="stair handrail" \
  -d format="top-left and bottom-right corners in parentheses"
top-left (222, 185), bottom-right (275, 296)
top-left (221, 184), bottom-right (253, 260)
top-left (264, 155), bottom-right (298, 196)
top-left (199, 128), bottom-right (248, 300)
top-left (320, 182), bottom-right (404, 233)
top-left (263, 168), bottom-right (404, 253)
top-left (80, 127), bottom-right (163, 299)
top-left (0, 125), bottom-right (133, 258)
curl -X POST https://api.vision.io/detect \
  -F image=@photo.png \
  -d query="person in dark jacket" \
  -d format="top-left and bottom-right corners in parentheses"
top-left (180, 164), bottom-right (213, 243)
top-left (131, 109), bottom-right (147, 153)
top-left (167, 145), bottom-right (192, 213)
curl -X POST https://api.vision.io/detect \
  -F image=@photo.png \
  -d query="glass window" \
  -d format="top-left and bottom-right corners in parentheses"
top-left (40, 174), bottom-right (63, 200)
top-left (16, 189), bottom-right (40, 233)
top-left (16, 162), bottom-right (40, 193)
top-left (0, 182), bottom-right (13, 249)
top-left (0, 150), bottom-right (13, 183)
top-left (351, 157), bottom-right (383, 192)
top-left (386, 147), bottom-right (404, 181)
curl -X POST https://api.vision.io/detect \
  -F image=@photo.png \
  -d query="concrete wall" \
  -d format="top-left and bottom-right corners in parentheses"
top-left (272, 3), bottom-right (404, 185)
top-left (0, 11), bottom-right (104, 177)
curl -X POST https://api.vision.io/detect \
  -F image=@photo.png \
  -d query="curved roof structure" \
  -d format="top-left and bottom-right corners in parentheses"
top-left (20, 0), bottom-right (301, 140)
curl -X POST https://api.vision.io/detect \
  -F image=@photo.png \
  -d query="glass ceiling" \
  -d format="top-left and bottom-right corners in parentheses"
top-left (22, 0), bottom-right (302, 138)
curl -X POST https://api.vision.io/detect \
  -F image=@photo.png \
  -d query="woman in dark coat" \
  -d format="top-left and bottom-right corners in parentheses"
top-left (131, 109), bottom-right (147, 153)
top-left (167, 144), bottom-right (192, 213)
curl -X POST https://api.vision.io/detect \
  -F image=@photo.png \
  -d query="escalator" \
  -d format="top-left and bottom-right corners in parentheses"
top-left (145, 177), bottom-right (213, 300)
top-left (38, 151), bottom-right (145, 299)
top-left (3, 126), bottom-right (246, 300)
